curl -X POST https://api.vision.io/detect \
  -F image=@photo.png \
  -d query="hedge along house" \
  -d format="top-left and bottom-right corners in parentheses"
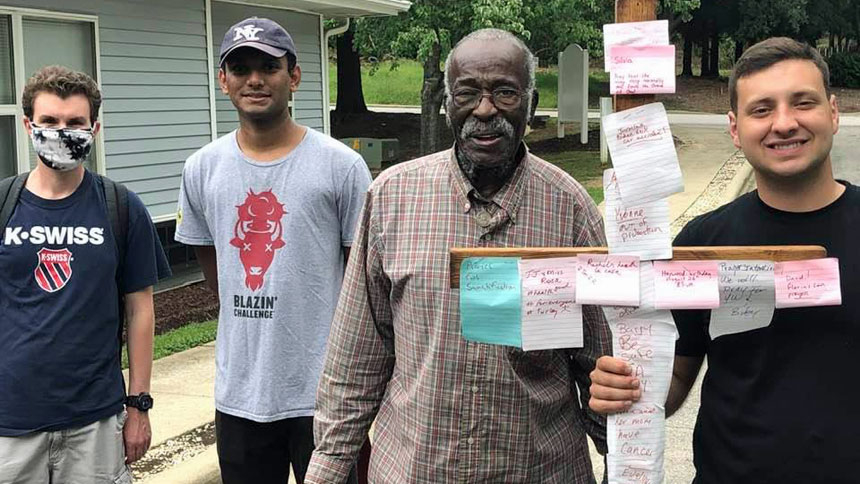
top-left (0, 0), bottom-right (408, 268)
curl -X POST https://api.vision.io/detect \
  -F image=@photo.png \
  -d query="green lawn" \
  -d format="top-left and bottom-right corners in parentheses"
top-left (536, 151), bottom-right (604, 205)
top-left (121, 319), bottom-right (218, 369)
top-left (329, 59), bottom-right (608, 109)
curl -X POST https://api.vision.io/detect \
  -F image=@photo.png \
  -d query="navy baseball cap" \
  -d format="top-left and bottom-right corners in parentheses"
top-left (219, 17), bottom-right (297, 67)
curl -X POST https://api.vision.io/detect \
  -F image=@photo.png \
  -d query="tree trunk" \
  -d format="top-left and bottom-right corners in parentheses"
top-left (735, 40), bottom-right (744, 62)
top-left (700, 37), bottom-right (710, 77)
top-left (614, 0), bottom-right (658, 111)
top-left (419, 41), bottom-right (445, 155)
top-left (334, 23), bottom-right (367, 120)
top-left (708, 33), bottom-right (720, 78)
top-left (682, 35), bottom-right (693, 77)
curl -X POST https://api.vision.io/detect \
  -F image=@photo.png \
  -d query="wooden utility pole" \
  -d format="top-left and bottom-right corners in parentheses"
top-left (614, 0), bottom-right (658, 112)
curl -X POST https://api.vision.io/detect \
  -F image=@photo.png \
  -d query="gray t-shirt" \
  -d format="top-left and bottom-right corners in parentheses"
top-left (175, 128), bottom-right (371, 421)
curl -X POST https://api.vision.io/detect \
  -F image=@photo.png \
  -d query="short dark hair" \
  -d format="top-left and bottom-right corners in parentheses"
top-left (22, 65), bottom-right (102, 124)
top-left (729, 37), bottom-right (831, 112)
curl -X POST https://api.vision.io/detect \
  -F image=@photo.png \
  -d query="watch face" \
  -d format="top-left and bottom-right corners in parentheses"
top-left (138, 394), bottom-right (154, 411)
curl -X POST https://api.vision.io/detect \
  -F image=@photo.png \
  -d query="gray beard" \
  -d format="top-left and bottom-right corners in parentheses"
top-left (455, 145), bottom-right (521, 188)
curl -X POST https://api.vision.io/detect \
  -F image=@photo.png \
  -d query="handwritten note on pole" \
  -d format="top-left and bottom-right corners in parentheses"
top-left (602, 103), bottom-right (684, 205)
top-left (605, 307), bottom-right (676, 484)
top-left (575, 255), bottom-right (640, 306)
top-left (603, 20), bottom-right (670, 71)
top-left (519, 258), bottom-right (583, 350)
top-left (604, 169), bottom-right (672, 261)
top-left (774, 258), bottom-right (842, 308)
top-left (710, 261), bottom-right (775, 339)
top-left (653, 260), bottom-right (720, 309)
top-left (460, 257), bottom-right (522, 347)
top-left (604, 261), bottom-right (657, 323)
top-left (609, 45), bottom-right (676, 95)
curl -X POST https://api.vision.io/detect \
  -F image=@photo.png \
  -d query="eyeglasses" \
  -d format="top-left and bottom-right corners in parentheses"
top-left (451, 87), bottom-right (524, 110)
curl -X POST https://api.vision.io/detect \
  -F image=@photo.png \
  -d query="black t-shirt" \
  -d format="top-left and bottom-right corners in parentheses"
top-left (673, 181), bottom-right (860, 484)
top-left (0, 171), bottom-right (171, 436)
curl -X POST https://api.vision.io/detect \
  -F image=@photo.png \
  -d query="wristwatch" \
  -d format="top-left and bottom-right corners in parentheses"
top-left (125, 392), bottom-right (154, 411)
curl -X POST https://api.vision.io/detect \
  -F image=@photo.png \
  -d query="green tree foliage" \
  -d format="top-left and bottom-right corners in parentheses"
top-left (522, 0), bottom-right (610, 60)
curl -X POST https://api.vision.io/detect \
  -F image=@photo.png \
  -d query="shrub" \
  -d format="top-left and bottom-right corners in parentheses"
top-left (829, 52), bottom-right (860, 89)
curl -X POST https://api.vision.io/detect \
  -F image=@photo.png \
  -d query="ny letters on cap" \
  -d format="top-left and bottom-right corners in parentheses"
top-left (219, 17), bottom-right (297, 67)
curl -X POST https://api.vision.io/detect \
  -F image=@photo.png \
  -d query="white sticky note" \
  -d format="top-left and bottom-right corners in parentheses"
top-left (576, 254), bottom-right (640, 306)
top-left (774, 258), bottom-right (842, 308)
top-left (710, 261), bottom-right (775, 339)
top-left (654, 260), bottom-right (721, 309)
top-left (606, 313), bottom-right (676, 484)
top-left (602, 103), bottom-right (684, 205)
top-left (519, 257), bottom-right (583, 350)
top-left (609, 45), bottom-right (676, 95)
top-left (604, 169), bottom-right (672, 261)
top-left (603, 20), bottom-right (670, 71)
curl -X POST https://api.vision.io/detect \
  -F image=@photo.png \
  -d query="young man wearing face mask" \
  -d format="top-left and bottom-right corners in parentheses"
top-left (175, 17), bottom-right (371, 484)
top-left (0, 66), bottom-right (170, 483)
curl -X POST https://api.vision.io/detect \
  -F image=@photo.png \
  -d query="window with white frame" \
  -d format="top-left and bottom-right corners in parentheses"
top-left (0, 8), bottom-right (101, 178)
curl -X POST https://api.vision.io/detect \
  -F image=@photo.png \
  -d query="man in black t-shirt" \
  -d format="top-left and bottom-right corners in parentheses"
top-left (589, 38), bottom-right (859, 483)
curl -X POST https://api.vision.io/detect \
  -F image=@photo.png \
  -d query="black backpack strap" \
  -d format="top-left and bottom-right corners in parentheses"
top-left (0, 173), bottom-right (29, 232)
top-left (100, 175), bottom-right (129, 269)
top-left (98, 174), bottom-right (131, 362)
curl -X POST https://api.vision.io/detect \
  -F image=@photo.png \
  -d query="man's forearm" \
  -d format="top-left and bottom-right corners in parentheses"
top-left (126, 289), bottom-right (155, 395)
top-left (666, 355), bottom-right (704, 417)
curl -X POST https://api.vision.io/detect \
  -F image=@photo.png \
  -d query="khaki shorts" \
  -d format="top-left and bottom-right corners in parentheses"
top-left (0, 411), bottom-right (132, 483)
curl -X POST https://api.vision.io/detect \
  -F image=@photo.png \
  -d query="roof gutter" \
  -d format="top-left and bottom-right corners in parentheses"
top-left (322, 18), bottom-right (350, 134)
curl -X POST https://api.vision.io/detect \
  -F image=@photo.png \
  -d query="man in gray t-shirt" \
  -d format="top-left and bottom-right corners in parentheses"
top-left (175, 17), bottom-right (370, 484)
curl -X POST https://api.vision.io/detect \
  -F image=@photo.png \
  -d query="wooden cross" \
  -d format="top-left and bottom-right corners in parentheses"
top-left (449, 246), bottom-right (826, 288)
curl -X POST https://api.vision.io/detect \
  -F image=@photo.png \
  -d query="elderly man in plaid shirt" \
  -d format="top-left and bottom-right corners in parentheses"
top-left (306, 29), bottom-right (611, 484)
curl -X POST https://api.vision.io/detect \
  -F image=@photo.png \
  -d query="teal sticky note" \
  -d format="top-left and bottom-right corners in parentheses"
top-left (460, 257), bottom-right (522, 347)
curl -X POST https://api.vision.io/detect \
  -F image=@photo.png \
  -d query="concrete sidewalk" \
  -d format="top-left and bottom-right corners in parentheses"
top-left (134, 122), bottom-right (754, 484)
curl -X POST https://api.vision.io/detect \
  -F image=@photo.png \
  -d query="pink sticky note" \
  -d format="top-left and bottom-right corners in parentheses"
top-left (609, 45), bottom-right (676, 95)
top-left (653, 260), bottom-right (720, 309)
top-left (774, 258), bottom-right (842, 308)
top-left (575, 255), bottom-right (640, 306)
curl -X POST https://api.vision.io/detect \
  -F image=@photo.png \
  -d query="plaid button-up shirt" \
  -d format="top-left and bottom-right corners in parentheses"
top-left (306, 147), bottom-right (611, 484)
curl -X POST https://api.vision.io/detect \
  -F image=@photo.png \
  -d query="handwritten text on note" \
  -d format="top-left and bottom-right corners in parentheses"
top-left (603, 20), bottom-right (670, 70)
top-left (576, 255), bottom-right (640, 306)
top-left (774, 258), bottom-right (842, 308)
top-left (602, 103), bottom-right (683, 205)
top-left (609, 45), bottom-right (676, 95)
top-left (459, 257), bottom-right (522, 347)
top-left (710, 261), bottom-right (775, 339)
top-left (653, 260), bottom-right (720, 309)
top-left (604, 169), bottom-right (672, 261)
top-left (606, 311), bottom-right (676, 484)
top-left (519, 258), bottom-right (582, 350)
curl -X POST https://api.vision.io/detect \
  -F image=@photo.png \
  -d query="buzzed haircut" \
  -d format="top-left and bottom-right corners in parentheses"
top-left (443, 28), bottom-right (537, 102)
top-left (729, 37), bottom-right (831, 111)
top-left (22, 65), bottom-right (102, 124)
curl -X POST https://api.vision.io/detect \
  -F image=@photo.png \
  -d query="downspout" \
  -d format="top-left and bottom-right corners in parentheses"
top-left (322, 18), bottom-right (350, 134)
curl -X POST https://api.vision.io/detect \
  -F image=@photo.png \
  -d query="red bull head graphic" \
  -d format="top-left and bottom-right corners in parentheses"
top-left (230, 189), bottom-right (286, 291)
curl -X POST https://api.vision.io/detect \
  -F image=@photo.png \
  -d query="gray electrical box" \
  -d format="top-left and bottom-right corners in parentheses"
top-left (340, 137), bottom-right (399, 170)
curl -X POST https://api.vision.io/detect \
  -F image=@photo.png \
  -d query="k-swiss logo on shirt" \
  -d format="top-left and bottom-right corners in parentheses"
top-left (230, 189), bottom-right (286, 291)
top-left (35, 248), bottom-right (73, 292)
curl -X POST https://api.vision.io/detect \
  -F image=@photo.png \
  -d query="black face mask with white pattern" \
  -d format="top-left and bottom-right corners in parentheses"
top-left (29, 124), bottom-right (94, 171)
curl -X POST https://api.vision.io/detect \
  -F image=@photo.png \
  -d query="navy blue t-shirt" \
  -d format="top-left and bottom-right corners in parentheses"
top-left (0, 170), bottom-right (170, 436)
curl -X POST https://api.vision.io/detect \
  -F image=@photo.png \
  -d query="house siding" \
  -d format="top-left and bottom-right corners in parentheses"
top-left (3, 0), bottom-right (328, 221)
